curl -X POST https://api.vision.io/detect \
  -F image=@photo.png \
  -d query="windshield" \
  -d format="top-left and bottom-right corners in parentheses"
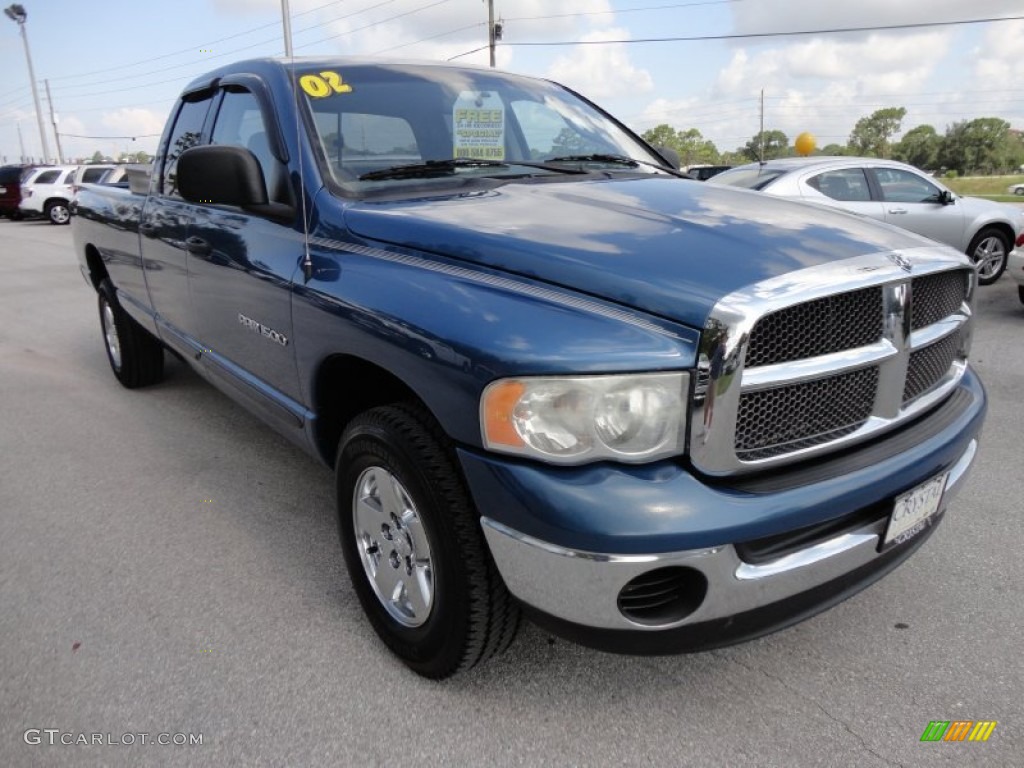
top-left (707, 167), bottom-right (787, 191)
top-left (297, 64), bottom-right (667, 192)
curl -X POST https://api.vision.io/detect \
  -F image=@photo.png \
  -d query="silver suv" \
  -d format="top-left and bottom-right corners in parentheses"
top-left (710, 157), bottom-right (1024, 285)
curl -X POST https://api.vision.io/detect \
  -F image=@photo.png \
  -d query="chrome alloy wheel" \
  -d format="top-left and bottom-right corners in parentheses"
top-left (49, 203), bottom-right (70, 224)
top-left (972, 235), bottom-right (1006, 281)
top-left (101, 300), bottom-right (122, 370)
top-left (352, 466), bottom-right (434, 627)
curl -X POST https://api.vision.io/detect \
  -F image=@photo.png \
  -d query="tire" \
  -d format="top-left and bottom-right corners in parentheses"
top-left (966, 227), bottom-right (1009, 286)
top-left (1015, 187), bottom-right (1024, 196)
top-left (336, 403), bottom-right (520, 678)
top-left (45, 199), bottom-right (70, 225)
top-left (98, 280), bottom-right (164, 388)
top-left (1019, 285), bottom-right (1024, 306)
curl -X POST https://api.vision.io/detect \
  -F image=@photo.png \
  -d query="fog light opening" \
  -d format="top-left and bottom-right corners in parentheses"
top-left (617, 566), bottom-right (708, 626)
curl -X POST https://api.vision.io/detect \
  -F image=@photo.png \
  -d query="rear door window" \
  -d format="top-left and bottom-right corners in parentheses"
top-left (82, 167), bottom-right (109, 183)
top-left (33, 170), bottom-right (60, 184)
top-left (807, 169), bottom-right (872, 201)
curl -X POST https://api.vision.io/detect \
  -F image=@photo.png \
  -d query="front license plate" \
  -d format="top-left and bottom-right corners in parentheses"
top-left (882, 472), bottom-right (949, 549)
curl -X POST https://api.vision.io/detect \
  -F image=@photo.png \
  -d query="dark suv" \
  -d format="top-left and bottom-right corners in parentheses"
top-left (0, 164), bottom-right (30, 219)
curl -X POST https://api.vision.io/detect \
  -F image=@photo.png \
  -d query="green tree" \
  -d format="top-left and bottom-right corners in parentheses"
top-left (893, 124), bottom-right (940, 170)
top-left (940, 118), bottom-right (1011, 174)
top-left (847, 107), bottom-right (906, 158)
top-left (676, 127), bottom-right (721, 166)
top-left (641, 124), bottom-right (683, 152)
top-left (742, 130), bottom-right (789, 161)
top-left (90, 150), bottom-right (104, 163)
top-left (819, 143), bottom-right (847, 156)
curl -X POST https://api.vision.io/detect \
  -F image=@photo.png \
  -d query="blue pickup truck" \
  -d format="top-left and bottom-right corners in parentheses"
top-left (72, 58), bottom-right (986, 678)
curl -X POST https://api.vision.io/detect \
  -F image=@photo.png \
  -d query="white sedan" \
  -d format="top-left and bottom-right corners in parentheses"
top-left (711, 157), bottom-right (1024, 285)
top-left (1008, 182), bottom-right (1024, 196)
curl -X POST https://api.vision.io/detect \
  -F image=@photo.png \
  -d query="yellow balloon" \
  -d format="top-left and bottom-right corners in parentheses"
top-left (795, 132), bottom-right (816, 156)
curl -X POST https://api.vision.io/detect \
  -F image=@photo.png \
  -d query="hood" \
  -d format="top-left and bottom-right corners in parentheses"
top-left (344, 177), bottom-right (932, 329)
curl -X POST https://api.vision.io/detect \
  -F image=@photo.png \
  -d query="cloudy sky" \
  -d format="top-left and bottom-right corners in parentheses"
top-left (0, 0), bottom-right (1021, 163)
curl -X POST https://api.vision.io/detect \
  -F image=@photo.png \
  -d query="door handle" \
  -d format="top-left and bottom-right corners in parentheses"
top-left (888, 208), bottom-right (908, 215)
top-left (185, 236), bottom-right (212, 256)
top-left (138, 221), bottom-right (157, 236)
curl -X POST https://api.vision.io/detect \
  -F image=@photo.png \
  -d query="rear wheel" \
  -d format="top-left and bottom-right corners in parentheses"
top-left (45, 199), bottom-right (70, 225)
top-left (98, 280), bottom-right (164, 388)
top-left (967, 228), bottom-right (1009, 286)
top-left (336, 403), bottom-right (520, 678)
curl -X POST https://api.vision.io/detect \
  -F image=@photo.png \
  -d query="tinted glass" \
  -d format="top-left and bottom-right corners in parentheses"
top-left (162, 97), bottom-right (212, 197)
top-left (707, 167), bottom-right (786, 190)
top-left (82, 167), bottom-right (108, 183)
top-left (34, 170), bottom-right (61, 184)
top-left (211, 89), bottom-right (273, 200)
top-left (874, 168), bottom-right (941, 203)
top-left (807, 168), bottom-right (872, 202)
top-left (0, 166), bottom-right (24, 183)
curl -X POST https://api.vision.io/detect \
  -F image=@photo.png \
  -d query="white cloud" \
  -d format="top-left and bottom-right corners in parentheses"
top-left (546, 28), bottom-right (653, 99)
top-left (974, 19), bottom-right (1024, 84)
top-left (731, 0), bottom-right (1021, 36)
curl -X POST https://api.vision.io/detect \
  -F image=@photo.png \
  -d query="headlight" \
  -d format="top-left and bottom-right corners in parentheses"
top-left (480, 372), bottom-right (689, 464)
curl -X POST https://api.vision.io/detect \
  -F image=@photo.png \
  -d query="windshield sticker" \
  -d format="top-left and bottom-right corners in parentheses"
top-left (299, 71), bottom-right (353, 98)
top-left (453, 92), bottom-right (505, 161)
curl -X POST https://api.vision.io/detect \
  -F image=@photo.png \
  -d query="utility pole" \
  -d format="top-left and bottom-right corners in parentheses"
top-left (4, 5), bottom-right (50, 163)
top-left (17, 120), bottom-right (26, 163)
top-left (280, 0), bottom-right (294, 57)
top-left (758, 88), bottom-right (764, 164)
top-left (486, 0), bottom-right (496, 67)
top-left (44, 79), bottom-right (63, 164)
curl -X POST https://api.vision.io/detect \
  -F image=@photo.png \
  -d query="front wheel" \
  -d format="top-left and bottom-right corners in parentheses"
top-left (336, 403), bottom-right (520, 678)
top-left (967, 228), bottom-right (1009, 285)
top-left (98, 280), bottom-right (164, 388)
top-left (45, 199), bottom-right (70, 225)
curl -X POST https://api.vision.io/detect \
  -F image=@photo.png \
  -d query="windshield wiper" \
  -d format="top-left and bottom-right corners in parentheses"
top-left (359, 157), bottom-right (586, 181)
top-left (545, 153), bottom-right (691, 178)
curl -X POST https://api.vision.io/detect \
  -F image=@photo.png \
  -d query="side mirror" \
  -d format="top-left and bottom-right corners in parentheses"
top-left (177, 145), bottom-right (268, 207)
top-left (654, 146), bottom-right (681, 170)
top-left (939, 189), bottom-right (955, 206)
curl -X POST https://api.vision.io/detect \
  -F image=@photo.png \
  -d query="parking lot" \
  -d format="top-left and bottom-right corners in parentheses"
top-left (1, 218), bottom-right (1022, 767)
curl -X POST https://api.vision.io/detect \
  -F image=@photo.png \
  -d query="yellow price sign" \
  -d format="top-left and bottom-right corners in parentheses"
top-left (299, 71), bottom-right (353, 98)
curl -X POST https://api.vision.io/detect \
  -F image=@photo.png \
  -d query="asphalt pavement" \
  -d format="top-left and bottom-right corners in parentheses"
top-left (1, 218), bottom-right (1022, 767)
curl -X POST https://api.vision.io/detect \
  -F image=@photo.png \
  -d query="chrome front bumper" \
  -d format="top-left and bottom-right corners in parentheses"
top-left (482, 439), bottom-right (977, 634)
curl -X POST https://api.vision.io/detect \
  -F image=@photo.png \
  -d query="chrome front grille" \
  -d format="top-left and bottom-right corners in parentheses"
top-left (690, 251), bottom-right (975, 476)
top-left (746, 287), bottom-right (883, 367)
top-left (736, 367), bottom-right (879, 460)
top-left (904, 329), bottom-right (963, 404)
top-left (910, 271), bottom-right (969, 330)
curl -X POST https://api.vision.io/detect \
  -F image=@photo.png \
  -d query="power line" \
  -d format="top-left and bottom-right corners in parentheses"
top-left (370, 21), bottom-right (486, 56)
top-left (46, 0), bottom-right (349, 83)
top-left (447, 44), bottom-right (490, 61)
top-left (58, 132), bottom-right (162, 140)
top-left (295, 0), bottom-right (453, 49)
top-left (499, 15), bottom-right (1024, 47)
top-left (504, 0), bottom-right (742, 23)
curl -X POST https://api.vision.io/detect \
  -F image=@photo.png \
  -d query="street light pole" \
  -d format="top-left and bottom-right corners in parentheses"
top-left (4, 4), bottom-right (51, 163)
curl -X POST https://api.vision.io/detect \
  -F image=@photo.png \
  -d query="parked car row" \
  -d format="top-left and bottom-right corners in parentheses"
top-left (709, 157), bottom-right (1024, 285)
top-left (0, 163), bottom-right (128, 225)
